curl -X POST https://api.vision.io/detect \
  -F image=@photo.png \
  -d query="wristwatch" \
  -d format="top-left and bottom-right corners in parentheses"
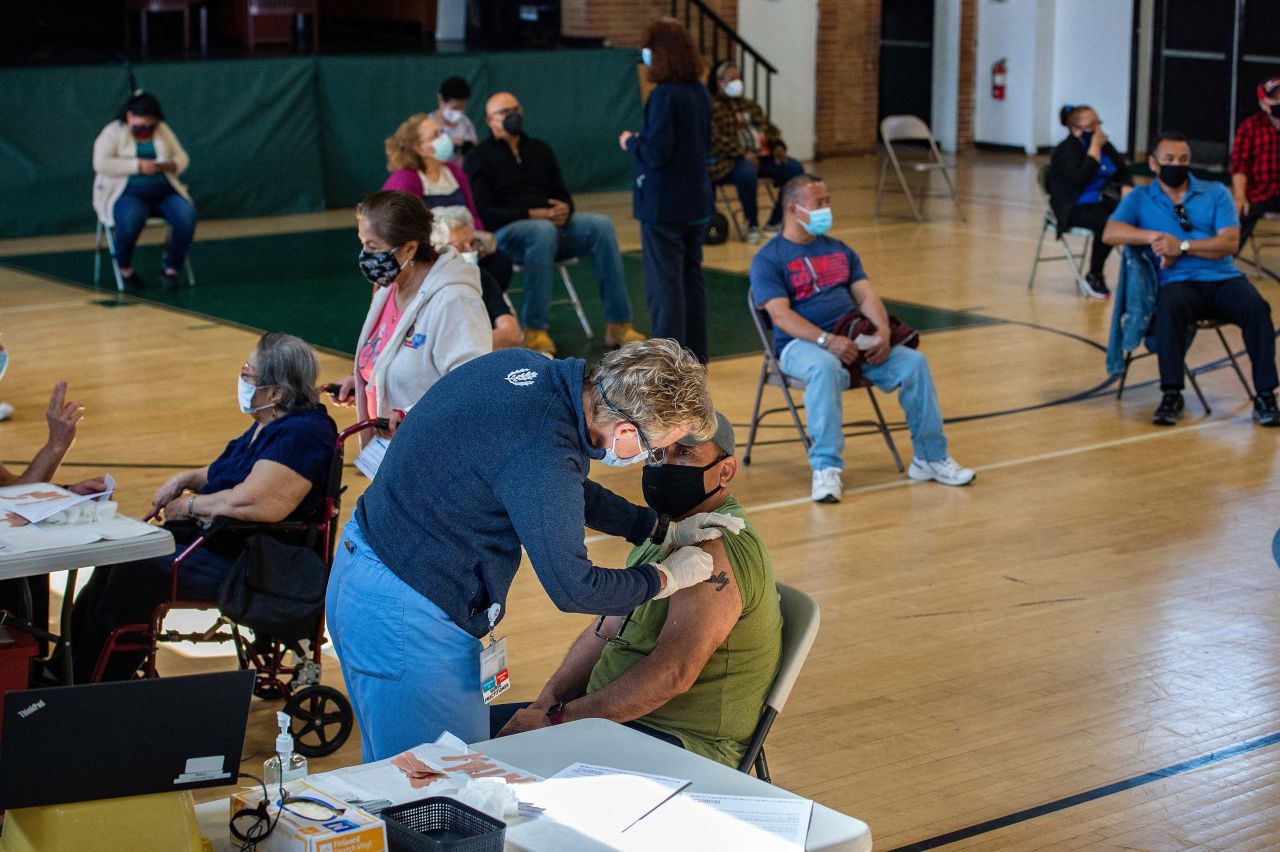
top-left (816, 333), bottom-right (830, 349)
top-left (649, 513), bottom-right (671, 546)
top-left (545, 701), bottom-right (566, 725)
top-left (1179, 239), bottom-right (1191, 254)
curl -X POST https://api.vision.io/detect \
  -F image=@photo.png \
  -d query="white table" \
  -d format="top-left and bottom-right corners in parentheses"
top-left (196, 718), bottom-right (871, 851)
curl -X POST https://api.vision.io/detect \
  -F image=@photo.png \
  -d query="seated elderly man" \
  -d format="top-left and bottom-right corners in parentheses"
top-left (463, 91), bottom-right (645, 355)
top-left (1103, 131), bottom-right (1279, 426)
top-left (750, 174), bottom-right (974, 503)
top-left (429, 205), bottom-right (522, 350)
top-left (489, 412), bottom-right (782, 768)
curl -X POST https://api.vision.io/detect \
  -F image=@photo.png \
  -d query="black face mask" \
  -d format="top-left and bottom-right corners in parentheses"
top-left (1078, 131), bottom-right (1094, 148)
top-left (1158, 164), bottom-right (1190, 188)
top-left (502, 113), bottom-right (523, 136)
top-left (642, 457), bottom-right (724, 519)
top-left (1270, 103), bottom-right (1280, 119)
top-left (130, 123), bottom-right (156, 140)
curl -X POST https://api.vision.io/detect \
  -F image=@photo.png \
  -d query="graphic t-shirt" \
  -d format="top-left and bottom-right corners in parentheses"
top-left (748, 234), bottom-right (868, 354)
top-left (358, 294), bottom-right (404, 414)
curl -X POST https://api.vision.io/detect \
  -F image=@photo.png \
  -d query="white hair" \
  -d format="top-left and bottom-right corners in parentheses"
top-left (428, 205), bottom-right (475, 251)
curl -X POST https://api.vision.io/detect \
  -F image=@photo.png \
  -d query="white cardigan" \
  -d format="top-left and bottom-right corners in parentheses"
top-left (91, 120), bottom-right (192, 227)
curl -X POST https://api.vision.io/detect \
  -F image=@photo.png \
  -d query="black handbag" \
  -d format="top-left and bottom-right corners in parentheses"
top-left (705, 211), bottom-right (730, 245)
top-left (216, 533), bottom-right (328, 641)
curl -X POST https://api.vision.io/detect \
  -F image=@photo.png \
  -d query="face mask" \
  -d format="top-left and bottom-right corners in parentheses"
top-left (1079, 131), bottom-right (1094, 147)
top-left (430, 134), bottom-right (455, 161)
top-left (441, 106), bottom-right (463, 124)
top-left (130, 123), bottom-right (156, 140)
top-left (600, 430), bottom-right (649, 467)
top-left (237, 376), bottom-right (272, 415)
top-left (460, 250), bottom-right (479, 265)
top-left (1157, 164), bottom-right (1190, 188)
top-left (641, 47), bottom-right (653, 67)
top-left (502, 113), bottom-right (523, 136)
top-left (1270, 103), bottom-right (1280, 119)
top-left (0, 349), bottom-right (8, 384)
top-left (642, 457), bottom-right (723, 518)
top-left (723, 79), bottom-right (744, 98)
top-left (358, 247), bottom-right (405, 288)
top-left (796, 205), bottom-right (833, 236)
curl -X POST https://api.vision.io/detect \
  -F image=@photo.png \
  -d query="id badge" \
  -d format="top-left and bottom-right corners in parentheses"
top-left (479, 636), bottom-right (510, 704)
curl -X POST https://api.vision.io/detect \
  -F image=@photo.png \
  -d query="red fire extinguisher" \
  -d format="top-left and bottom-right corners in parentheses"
top-left (991, 57), bottom-right (1007, 100)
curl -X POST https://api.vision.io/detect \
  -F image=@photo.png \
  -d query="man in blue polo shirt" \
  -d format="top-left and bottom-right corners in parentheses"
top-left (1103, 131), bottom-right (1279, 426)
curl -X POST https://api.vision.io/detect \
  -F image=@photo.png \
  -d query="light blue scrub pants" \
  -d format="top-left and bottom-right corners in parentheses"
top-left (326, 518), bottom-right (488, 762)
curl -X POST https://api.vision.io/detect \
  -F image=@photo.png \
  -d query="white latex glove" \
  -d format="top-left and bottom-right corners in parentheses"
top-left (661, 511), bottom-right (746, 555)
top-left (652, 545), bottom-right (715, 599)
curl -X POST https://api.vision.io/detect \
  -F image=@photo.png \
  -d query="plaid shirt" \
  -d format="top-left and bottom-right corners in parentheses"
top-left (1230, 112), bottom-right (1280, 204)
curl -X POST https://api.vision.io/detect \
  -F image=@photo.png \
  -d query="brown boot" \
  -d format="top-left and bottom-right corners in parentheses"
top-left (523, 328), bottom-right (557, 355)
top-left (604, 322), bottom-right (646, 347)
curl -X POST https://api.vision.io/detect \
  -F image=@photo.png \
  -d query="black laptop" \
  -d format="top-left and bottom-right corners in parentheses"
top-left (0, 670), bottom-right (254, 810)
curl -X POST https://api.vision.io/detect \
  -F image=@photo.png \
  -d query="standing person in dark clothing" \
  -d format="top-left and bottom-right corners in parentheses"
top-left (464, 93), bottom-right (645, 355)
top-left (1047, 104), bottom-right (1134, 300)
top-left (620, 17), bottom-right (713, 363)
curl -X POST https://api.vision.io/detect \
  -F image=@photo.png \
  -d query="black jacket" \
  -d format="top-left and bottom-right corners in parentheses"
top-left (625, 81), bottom-right (712, 224)
top-left (463, 135), bottom-right (574, 232)
top-left (1047, 135), bottom-right (1132, 237)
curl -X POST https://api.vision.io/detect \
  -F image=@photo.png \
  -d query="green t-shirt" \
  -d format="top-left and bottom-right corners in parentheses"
top-left (127, 139), bottom-right (168, 187)
top-left (586, 495), bottom-right (782, 767)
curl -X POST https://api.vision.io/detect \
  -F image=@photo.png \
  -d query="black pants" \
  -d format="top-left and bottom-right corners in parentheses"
top-left (1066, 203), bottom-right (1115, 277)
top-left (488, 701), bottom-right (686, 748)
top-left (1154, 275), bottom-right (1278, 393)
top-left (1239, 193), bottom-right (1280, 248)
top-left (479, 249), bottom-right (514, 292)
top-left (640, 221), bottom-right (708, 363)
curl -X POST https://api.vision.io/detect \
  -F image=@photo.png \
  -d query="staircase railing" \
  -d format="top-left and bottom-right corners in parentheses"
top-left (669, 0), bottom-right (777, 121)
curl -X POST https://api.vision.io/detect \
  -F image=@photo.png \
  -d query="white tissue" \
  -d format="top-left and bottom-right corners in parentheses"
top-left (418, 776), bottom-right (520, 820)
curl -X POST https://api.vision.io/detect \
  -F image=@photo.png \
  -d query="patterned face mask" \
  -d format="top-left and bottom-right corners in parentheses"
top-left (358, 247), bottom-right (405, 288)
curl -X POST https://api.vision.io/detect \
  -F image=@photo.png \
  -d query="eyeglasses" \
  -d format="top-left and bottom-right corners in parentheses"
top-left (1173, 204), bottom-right (1193, 232)
top-left (594, 610), bottom-right (634, 646)
top-left (599, 388), bottom-right (665, 467)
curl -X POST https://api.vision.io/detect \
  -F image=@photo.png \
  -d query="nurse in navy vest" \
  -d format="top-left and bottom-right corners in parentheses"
top-left (620, 18), bottom-right (714, 363)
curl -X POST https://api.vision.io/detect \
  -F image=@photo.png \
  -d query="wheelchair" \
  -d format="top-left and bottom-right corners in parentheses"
top-left (88, 417), bottom-right (379, 758)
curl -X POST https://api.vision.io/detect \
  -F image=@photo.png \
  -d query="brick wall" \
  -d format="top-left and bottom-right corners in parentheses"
top-left (815, 0), bottom-right (882, 157)
top-left (956, 0), bottom-right (976, 149)
top-left (561, 0), bottom-right (737, 50)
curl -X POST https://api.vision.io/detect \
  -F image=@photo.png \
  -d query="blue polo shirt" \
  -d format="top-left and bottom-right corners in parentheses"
top-left (1108, 176), bottom-right (1241, 285)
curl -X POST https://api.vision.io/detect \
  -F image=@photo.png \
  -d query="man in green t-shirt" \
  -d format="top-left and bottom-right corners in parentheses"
top-left (491, 412), bottom-right (783, 767)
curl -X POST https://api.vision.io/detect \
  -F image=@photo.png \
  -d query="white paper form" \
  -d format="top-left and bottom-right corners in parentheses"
top-left (511, 762), bottom-right (690, 844)
top-left (620, 792), bottom-right (813, 851)
top-left (0, 476), bottom-right (115, 525)
top-left (353, 437), bottom-right (388, 480)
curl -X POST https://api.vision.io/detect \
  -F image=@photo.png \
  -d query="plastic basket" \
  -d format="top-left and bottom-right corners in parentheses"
top-left (382, 796), bottom-right (506, 852)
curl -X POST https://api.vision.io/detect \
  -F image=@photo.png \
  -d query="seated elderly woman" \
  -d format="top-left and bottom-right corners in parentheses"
top-left (429, 205), bottom-right (522, 350)
top-left (67, 332), bottom-right (337, 682)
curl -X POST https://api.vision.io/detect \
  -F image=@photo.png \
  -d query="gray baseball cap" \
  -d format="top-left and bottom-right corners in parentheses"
top-left (675, 411), bottom-right (735, 457)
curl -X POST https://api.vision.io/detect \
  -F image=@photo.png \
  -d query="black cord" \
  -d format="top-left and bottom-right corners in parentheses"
top-left (231, 763), bottom-right (286, 851)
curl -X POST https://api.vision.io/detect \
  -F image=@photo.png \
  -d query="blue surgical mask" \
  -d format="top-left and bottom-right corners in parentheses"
top-left (797, 206), bottom-right (833, 236)
top-left (600, 431), bottom-right (648, 467)
top-left (237, 376), bottom-right (272, 415)
top-left (0, 349), bottom-right (7, 384)
top-left (641, 48), bottom-right (653, 67)
top-left (431, 134), bottom-right (455, 161)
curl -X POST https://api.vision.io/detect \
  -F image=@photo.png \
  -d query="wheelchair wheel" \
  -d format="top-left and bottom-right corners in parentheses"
top-left (284, 685), bottom-right (353, 758)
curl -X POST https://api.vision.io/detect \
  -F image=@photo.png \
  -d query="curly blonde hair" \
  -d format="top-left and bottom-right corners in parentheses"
top-left (586, 339), bottom-right (716, 443)
top-left (385, 113), bottom-right (431, 172)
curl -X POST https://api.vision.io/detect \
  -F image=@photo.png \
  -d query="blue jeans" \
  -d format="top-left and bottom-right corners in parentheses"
top-left (495, 214), bottom-right (632, 330)
top-left (716, 156), bottom-right (804, 227)
top-left (111, 182), bottom-right (197, 271)
top-left (326, 518), bottom-right (488, 762)
top-left (779, 340), bottom-right (948, 472)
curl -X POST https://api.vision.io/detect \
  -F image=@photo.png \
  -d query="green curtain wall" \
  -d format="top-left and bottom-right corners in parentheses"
top-left (0, 49), bottom-right (643, 238)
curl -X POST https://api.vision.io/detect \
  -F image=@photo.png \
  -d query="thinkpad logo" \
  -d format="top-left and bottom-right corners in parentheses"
top-left (17, 699), bottom-right (45, 719)
top-left (505, 368), bottom-right (538, 387)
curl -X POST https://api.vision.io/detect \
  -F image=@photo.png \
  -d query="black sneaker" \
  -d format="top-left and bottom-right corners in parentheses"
top-left (1083, 273), bottom-right (1110, 300)
top-left (1153, 391), bottom-right (1185, 426)
top-left (161, 270), bottom-right (179, 291)
top-left (1253, 392), bottom-right (1280, 427)
top-left (120, 270), bottom-right (144, 292)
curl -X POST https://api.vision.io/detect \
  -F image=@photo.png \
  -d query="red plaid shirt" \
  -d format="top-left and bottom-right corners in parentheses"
top-left (1230, 112), bottom-right (1280, 204)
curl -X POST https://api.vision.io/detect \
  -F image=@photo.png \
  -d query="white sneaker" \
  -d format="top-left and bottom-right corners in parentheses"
top-left (811, 467), bottom-right (843, 503)
top-left (908, 457), bottom-right (975, 486)
top-left (745, 227), bottom-right (762, 245)
top-left (0, 402), bottom-right (12, 422)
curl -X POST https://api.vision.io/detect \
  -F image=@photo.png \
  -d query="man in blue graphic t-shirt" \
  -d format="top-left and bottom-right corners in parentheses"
top-left (749, 174), bottom-right (974, 503)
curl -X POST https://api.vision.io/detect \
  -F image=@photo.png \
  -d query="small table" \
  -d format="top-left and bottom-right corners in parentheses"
top-left (0, 525), bottom-right (174, 683)
top-left (196, 718), bottom-right (872, 851)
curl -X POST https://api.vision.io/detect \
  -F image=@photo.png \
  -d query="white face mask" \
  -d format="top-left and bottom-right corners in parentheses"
top-left (441, 106), bottom-right (463, 124)
top-left (723, 79), bottom-right (744, 98)
top-left (460, 250), bottom-right (479, 265)
top-left (237, 376), bottom-right (272, 415)
top-left (600, 430), bottom-right (648, 467)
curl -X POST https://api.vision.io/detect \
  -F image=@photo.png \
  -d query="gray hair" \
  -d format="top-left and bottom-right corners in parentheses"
top-left (255, 332), bottom-right (321, 412)
top-left (586, 338), bottom-right (715, 443)
top-left (429, 205), bottom-right (475, 251)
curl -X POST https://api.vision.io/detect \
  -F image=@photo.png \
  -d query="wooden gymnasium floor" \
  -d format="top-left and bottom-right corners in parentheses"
top-left (4, 152), bottom-right (1280, 850)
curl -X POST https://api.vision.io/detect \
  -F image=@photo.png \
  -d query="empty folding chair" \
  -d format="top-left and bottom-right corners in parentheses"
top-left (875, 115), bottom-right (964, 223)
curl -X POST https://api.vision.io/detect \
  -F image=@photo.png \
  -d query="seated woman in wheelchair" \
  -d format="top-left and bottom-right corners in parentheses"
top-left (67, 332), bottom-right (337, 682)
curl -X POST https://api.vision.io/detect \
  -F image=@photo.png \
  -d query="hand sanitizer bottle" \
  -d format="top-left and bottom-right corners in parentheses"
top-left (264, 711), bottom-right (308, 789)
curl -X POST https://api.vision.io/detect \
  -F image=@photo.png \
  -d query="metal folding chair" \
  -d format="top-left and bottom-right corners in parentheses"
top-left (737, 582), bottom-right (820, 783)
top-left (1117, 318), bottom-right (1254, 414)
top-left (714, 174), bottom-right (781, 242)
top-left (1027, 165), bottom-right (1095, 295)
top-left (509, 257), bottom-right (593, 339)
top-left (94, 218), bottom-right (196, 292)
top-left (1243, 212), bottom-right (1280, 284)
top-left (874, 115), bottom-right (964, 223)
top-left (742, 294), bottom-right (904, 472)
